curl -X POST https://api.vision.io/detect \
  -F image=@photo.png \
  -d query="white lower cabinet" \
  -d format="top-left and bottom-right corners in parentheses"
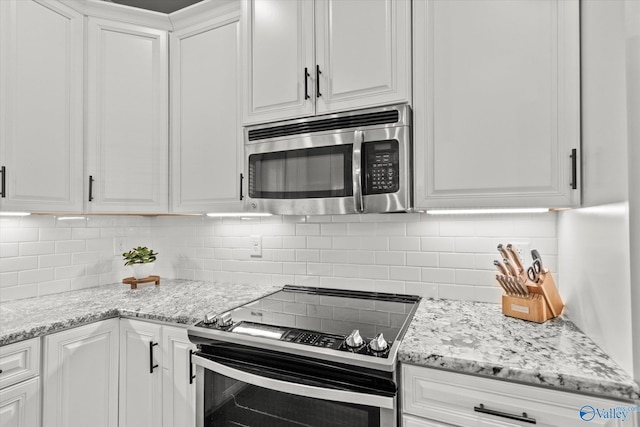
top-left (402, 364), bottom-right (638, 427)
top-left (42, 319), bottom-right (119, 427)
top-left (0, 338), bottom-right (40, 427)
top-left (162, 326), bottom-right (196, 427)
top-left (120, 319), bottom-right (196, 427)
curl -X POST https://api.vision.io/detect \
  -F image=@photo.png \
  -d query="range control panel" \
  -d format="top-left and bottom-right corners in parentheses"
top-left (363, 140), bottom-right (400, 195)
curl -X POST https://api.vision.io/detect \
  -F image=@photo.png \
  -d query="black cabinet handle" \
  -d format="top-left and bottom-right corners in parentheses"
top-left (570, 149), bottom-right (578, 189)
top-left (1, 166), bottom-right (5, 198)
top-left (88, 175), bottom-right (94, 202)
top-left (304, 67), bottom-right (310, 100)
top-left (239, 173), bottom-right (244, 201)
top-left (189, 350), bottom-right (196, 384)
top-left (474, 404), bottom-right (536, 424)
top-left (149, 341), bottom-right (159, 374)
top-left (316, 65), bottom-right (322, 97)
top-left (0, 369), bottom-right (3, 374)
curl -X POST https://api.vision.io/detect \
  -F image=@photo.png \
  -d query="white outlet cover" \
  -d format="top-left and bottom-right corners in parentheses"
top-left (250, 235), bottom-right (262, 257)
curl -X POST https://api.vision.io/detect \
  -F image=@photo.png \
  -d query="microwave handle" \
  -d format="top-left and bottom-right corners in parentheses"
top-left (353, 130), bottom-right (364, 213)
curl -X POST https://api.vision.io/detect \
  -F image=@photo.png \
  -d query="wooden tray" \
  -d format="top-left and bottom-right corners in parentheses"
top-left (122, 275), bottom-right (160, 290)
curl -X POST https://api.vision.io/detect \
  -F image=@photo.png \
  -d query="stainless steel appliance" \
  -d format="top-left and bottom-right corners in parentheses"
top-left (243, 104), bottom-right (412, 215)
top-left (188, 285), bottom-right (421, 427)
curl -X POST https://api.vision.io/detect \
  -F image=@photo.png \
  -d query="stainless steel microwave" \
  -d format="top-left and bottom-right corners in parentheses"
top-left (243, 105), bottom-right (412, 215)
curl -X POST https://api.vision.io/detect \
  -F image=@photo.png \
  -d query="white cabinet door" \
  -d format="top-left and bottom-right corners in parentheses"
top-left (242, 0), bottom-right (315, 124)
top-left (119, 319), bottom-right (163, 427)
top-left (314, 0), bottom-right (410, 115)
top-left (413, 0), bottom-right (580, 209)
top-left (170, 11), bottom-right (244, 213)
top-left (0, 377), bottom-right (39, 427)
top-left (42, 319), bottom-right (119, 427)
top-left (162, 326), bottom-right (196, 427)
top-left (0, 0), bottom-right (83, 213)
top-left (86, 18), bottom-right (169, 213)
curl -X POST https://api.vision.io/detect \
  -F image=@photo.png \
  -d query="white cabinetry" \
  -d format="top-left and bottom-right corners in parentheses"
top-left (170, 9), bottom-right (244, 213)
top-left (0, 338), bottom-right (40, 427)
top-left (402, 364), bottom-right (638, 427)
top-left (86, 17), bottom-right (169, 214)
top-left (120, 319), bottom-right (195, 427)
top-left (42, 319), bottom-right (119, 427)
top-left (162, 326), bottom-right (196, 427)
top-left (0, 0), bottom-right (84, 213)
top-left (413, 0), bottom-right (580, 209)
top-left (119, 319), bottom-right (162, 427)
top-left (242, 0), bottom-right (410, 124)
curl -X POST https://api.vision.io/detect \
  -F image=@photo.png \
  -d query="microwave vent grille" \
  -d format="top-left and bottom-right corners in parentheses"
top-left (248, 110), bottom-right (400, 141)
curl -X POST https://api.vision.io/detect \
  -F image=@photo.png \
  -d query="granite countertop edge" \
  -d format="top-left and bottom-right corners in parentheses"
top-left (1, 281), bottom-right (638, 402)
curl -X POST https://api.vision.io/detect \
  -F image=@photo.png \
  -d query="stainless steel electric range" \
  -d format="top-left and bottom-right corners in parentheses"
top-left (187, 285), bottom-right (421, 427)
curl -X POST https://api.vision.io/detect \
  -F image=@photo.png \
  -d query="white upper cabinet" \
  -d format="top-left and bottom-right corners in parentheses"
top-left (86, 17), bottom-right (169, 213)
top-left (0, 0), bottom-right (84, 213)
top-left (242, 0), bottom-right (315, 124)
top-left (170, 9), bottom-right (244, 213)
top-left (413, 0), bottom-right (580, 209)
top-left (242, 0), bottom-right (410, 124)
top-left (314, 0), bottom-right (410, 115)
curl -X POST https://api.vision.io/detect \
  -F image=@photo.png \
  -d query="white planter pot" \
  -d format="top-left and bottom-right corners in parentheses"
top-left (132, 263), bottom-right (155, 279)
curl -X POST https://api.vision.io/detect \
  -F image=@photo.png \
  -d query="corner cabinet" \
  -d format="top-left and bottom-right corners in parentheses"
top-left (242, 0), bottom-right (411, 124)
top-left (86, 18), bottom-right (169, 214)
top-left (402, 364), bottom-right (639, 427)
top-left (119, 319), bottom-right (196, 427)
top-left (42, 319), bottom-right (119, 427)
top-left (413, 0), bottom-right (581, 209)
top-left (170, 10), bottom-right (244, 213)
top-left (0, 0), bottom-right (84, 213)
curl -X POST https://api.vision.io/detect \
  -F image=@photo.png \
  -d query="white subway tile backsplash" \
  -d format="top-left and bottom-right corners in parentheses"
top-left (1, 212), bottom-right (557, 304)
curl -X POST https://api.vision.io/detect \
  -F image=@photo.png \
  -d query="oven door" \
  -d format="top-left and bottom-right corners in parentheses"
top-left (192, 346), bottom-right (397, 427)
top-left (245, 126), bottom-right (411, 215)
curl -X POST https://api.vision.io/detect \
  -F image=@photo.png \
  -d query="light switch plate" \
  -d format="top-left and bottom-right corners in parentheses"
top-left (250, 235), bottom-right (262, 257)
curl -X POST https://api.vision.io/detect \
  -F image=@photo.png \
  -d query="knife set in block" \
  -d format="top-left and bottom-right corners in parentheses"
top-left (494, 244), bottom-right (564, 323)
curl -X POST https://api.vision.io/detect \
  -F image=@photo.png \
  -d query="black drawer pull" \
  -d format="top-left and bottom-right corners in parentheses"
top-left (189, 350), bottom-right (196, 384)
top-left (474, 404), bottom-right (536, 424)
top-left (1, 166), bottom-right (6, 198)
top-left (149, 341), bottom-right (159, 374)
top-left (570, 148), bottom-right (578, 189)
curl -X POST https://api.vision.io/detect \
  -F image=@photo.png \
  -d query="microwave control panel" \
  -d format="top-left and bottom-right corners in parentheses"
top-left (363, 140), bottom-right (400, 194)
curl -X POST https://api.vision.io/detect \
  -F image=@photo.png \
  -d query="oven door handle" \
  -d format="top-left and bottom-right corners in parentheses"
top-left (192, 354), bottom-right (394, 410)
top-left (352, 130), bottom-right (365, 213)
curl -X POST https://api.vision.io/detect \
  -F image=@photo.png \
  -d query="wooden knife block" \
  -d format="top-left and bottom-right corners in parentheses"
top-left (501, 271), bottom-right (564, 323)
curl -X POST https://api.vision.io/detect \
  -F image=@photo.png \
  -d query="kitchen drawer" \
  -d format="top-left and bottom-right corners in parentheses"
top-left (403, 414), bottom-right (451, 427)
top-left (402, 364), bottom-right (638, 427)
top-left (0, 338), bottom-right (40, 390)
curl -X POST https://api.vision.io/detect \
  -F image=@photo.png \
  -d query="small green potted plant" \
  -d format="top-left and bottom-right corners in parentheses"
top-left (122, 246), bottom-right (158, 279)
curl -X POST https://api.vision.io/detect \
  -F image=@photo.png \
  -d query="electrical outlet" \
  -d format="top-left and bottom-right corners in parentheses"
top-left (114, 237), bottom-right (126, 256)
top-left (511, 242), bottom-right (530, 266)
top-left (250, 235), bottom-right (262, 257)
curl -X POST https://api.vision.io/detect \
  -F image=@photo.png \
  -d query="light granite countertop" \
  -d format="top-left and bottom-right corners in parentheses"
top-left (0, 279), bottom-right (279, 346)
top-left (399, 298), bottom-right (640, 402)
top-left (1, 281), bottom-right (638, 402)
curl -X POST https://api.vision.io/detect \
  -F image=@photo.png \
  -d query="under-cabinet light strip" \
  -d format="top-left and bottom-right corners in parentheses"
top-left (0, 211), bottom-right (31, 216)
top-left (425, 208), bottom-right (550, 215)
top-left (206, 212), bottom-right (272, 218)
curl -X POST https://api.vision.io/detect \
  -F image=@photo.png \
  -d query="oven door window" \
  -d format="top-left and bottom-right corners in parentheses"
top-left (204, 368), bottom-right (381, 427)
top-left (248, 145), bottom-right (353, 199)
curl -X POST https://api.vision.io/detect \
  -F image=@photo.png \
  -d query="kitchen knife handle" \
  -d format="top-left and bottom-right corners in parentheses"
top-left (239, 173), bottom-right (244, 201)
top-left (474, 404), bottom-right (536, 424)
top-left (0, 166), bottom-right (5, 198)
top-left (189, 349), bottom-right (196, 384)
top-left (570, 149), bottom-right (577, 189)
top-left (88, 175), bottom-right (94, 202)
top-left (304, 67), bottom-right (310, 100)
top-left (149, 341), bottom-right (159, 374)
top-left (316, 65), bottom-right (322, 97)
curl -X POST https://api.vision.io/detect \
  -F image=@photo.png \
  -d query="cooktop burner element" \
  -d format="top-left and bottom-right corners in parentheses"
top-left (189, 285), bottom-right (421, 370)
